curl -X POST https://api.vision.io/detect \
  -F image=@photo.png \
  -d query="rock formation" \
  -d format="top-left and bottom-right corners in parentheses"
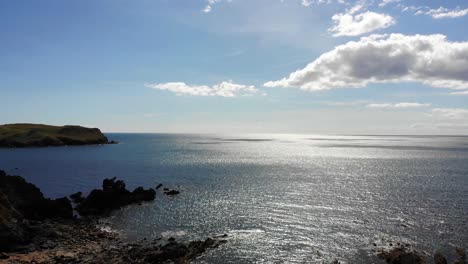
top-left (76, 177), bottom-right (156, 216)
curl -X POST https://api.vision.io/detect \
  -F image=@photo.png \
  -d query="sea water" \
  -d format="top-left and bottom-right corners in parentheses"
top-left (1, 134), bottom-right (467, 263)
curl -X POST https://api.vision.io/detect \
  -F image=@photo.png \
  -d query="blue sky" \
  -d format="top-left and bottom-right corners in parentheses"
top-left (1, 0), bottom-right (468, 134)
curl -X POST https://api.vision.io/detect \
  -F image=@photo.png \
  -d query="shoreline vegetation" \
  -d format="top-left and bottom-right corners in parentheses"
top-left (0, 124), bottom-right (117, 148)
top-left (0, 171), bottom-right (465, 263)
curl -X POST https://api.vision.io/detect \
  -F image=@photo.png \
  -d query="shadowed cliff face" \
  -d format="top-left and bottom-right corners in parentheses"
top-left (0, 170), bottom-right (73, 251)
top-left (0, 124), bottom-right (111, 148)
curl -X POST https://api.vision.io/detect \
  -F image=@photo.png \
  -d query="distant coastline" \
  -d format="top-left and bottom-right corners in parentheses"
top-left (0, 123), bottom-right (117, 148)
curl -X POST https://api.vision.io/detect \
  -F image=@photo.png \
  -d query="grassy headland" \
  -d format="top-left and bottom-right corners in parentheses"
top-left (0, 124), bottom-right (113, 148)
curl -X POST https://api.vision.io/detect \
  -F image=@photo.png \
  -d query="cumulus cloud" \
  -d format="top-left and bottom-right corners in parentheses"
top-left (329, 4), bottom-right (395, 37)
top-left (264, 34), bottom-right (468, 91)
top-left (418, 7), bottom-right (468, 19)
top-left (367, 102), bottom-right (431, 109)
top-left (146, 81), bottom-right (259, 97)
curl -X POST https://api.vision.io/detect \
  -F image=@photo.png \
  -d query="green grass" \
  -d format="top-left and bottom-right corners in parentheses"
top-left (0, 123), bottom-right (108, 147)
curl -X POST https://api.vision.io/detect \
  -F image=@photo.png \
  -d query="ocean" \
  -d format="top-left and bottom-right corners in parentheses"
top-left (0, 134), bottom-right (467, 263)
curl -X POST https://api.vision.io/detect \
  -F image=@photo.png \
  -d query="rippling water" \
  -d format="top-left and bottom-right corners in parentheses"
top-left (1, 134), bottom-right (467, 263)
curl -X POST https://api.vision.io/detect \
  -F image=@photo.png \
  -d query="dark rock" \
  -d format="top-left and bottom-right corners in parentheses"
top-left (168, 237), bottom-right (175, 242)
top-left (0, 170), bottom-right (73, 220)
top-left (163, 188), bottom-right (169, 191)
top-left (377, 246), bottom-right (426, 264)
top-left (455, 247), bottom-right (467, 264)
top-left (70, 191), bottom-right (84, 203)
top-left (42, 197), bottom-right (73, 219)
top-left (103, 177), bottom-right (126, 191)
top-left (164, 190), bottom-right (180, 196)
top-left (456, 248), bottom-right (466, 259)
top-left (132, 187), bottom-right (156, 202)
top-left (108, 140), bottom-right (118, 144)
top-left (0, 170), bottom-right (73, 251)
top-left (0, 190), bottom-right (29, 251)
top-left (434, 252), bottom-right (447, 264)
top-left (145, 242), bottom-right (189, 262)
top-left (77, 178), bottom-right (155, 216)
top-left (156, 184), bottom-right (163, 189)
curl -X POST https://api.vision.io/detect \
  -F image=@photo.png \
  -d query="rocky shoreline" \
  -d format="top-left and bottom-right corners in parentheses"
top-left (0, 170), bottom-right (226, 263)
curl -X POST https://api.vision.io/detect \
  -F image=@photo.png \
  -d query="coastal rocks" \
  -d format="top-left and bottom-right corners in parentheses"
top-left (76, 177), bottom-right (156, 216)
top-left (3, 228), bottom-right (227, 264)
top-left (0, 170), bottom-right (225, 263)
top-left (132, 187), bottom-right (157, 202)
top-left (0, 170), bottom-right (73, 252)
top-left (164, 190), bottom-right (180, 196)
top-left (377, 245), bottom-right (467, 264)
top-left (93, 237), bottom-right (227, 264)
top-left (0, 170), bottom-right (73, 220)
top-left (377, 246), bottom-right (426, 264)
top-left (0, 191), bottom-right (28, 251)
top-left (69, 192), bottom-right (84, 203)
top-left (434, 252), bottom-right (448, 264)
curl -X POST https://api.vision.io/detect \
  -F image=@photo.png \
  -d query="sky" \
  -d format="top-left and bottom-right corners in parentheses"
top-left (1, 0), bottom-right (468, 134)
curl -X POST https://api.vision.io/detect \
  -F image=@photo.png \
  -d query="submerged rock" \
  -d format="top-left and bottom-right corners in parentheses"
top-left (77, 177), bottom-right (155, 216)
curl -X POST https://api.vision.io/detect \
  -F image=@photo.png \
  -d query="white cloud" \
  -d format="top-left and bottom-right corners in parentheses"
top-left (422, 7), bottom-right (468, 19)
top-left (202, 0), bottom-right (221, 13)
top-left (321, 100), bottom-right (369, 106)
top-left (411, 122), bottom-right (468, 130)
top-left (435, 123), bottom-right (468, 130)
top-left (301, 0), bottom-right (312, 7)
top-left (401, 5), bottom-right (425, 13)
top-left (379, 0), bottom-right (400, 7)
top-left (146, 81), bottom-right (259, 97)
top-left (329, 4), bottom-right (395, 37)
top-left (449, 90), bottom-right (468, 96)
top-left (264, 34), bottom-right (468, 91)
top-left (431, 108), bottom-right (468, 120)
top-left (203, 5), bottom-right (212, 13)
top-left (367, 102), bottom-right (431, 109)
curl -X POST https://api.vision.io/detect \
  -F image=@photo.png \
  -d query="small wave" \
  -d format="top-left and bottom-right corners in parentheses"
top-left (161, 230), bottom-right (187, 238)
